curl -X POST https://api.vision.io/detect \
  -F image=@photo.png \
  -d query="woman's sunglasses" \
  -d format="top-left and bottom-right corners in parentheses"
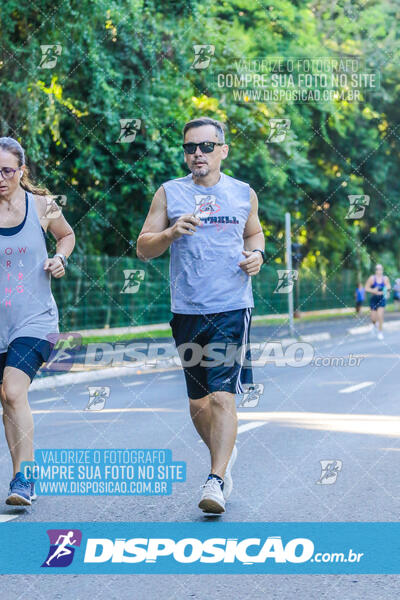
top-left (182, 141), bottom-right (224, 154)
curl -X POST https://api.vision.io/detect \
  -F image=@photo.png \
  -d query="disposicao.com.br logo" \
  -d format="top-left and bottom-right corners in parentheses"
top-left (82, 536), bottom-right (363, 565)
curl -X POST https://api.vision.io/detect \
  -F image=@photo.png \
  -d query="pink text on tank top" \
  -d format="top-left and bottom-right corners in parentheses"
top-left (4, 246), bottom-right (27, 306)
top-left (0, 191), bottom-right (59, 352)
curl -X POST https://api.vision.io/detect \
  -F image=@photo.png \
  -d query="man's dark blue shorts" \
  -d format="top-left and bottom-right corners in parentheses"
top-left (169, 308), bottom-right (253, 399)
top-left (0, 337), bottom-right (55, 384)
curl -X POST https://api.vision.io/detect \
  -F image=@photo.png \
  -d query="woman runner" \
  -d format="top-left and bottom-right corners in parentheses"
top-left (365, 264), bottom-right (391, 340)
top-left (0, 137), bottom-right (75, 505)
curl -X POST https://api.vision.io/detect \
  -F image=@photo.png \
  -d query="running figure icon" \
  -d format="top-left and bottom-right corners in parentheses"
top-left (45, 531), bottom-right (77, 566)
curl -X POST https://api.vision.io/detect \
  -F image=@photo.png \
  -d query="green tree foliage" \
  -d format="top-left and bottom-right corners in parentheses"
top-left (0, 0), bottom-right (398, 285)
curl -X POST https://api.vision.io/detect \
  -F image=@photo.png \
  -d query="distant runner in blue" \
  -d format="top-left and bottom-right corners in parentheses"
top-left (365, 264), bottom-right (391, 340)
top-left (355, 282), bottom-right (365, 314)
top-left (393, 278), bottom-right (400, 310)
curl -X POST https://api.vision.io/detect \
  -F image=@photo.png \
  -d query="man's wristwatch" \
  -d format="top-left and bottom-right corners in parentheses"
top-left (54, 253), bottom-right (68, 268)
top-left (252, 249), bottom-right (266, 264)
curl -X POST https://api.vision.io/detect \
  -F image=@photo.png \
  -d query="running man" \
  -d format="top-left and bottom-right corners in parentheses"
top-left (46, 531), bottom-right (77, 566)
top-left (0, 137), bottom-right (75, 505)
top-left (137, 117), bottom-right (265, 513)
top-left (365, 264), bottom-right (391, 340)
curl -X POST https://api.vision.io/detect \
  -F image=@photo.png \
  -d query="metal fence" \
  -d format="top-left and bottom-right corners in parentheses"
top-left (52, 255), bottom-right (361, 331)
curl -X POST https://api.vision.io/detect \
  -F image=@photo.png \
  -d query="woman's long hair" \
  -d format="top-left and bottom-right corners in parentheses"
top-left (0, 137), bottom-right (51, 196)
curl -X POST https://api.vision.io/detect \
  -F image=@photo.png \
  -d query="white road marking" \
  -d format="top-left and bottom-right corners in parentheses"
top-left (123, 381), bottom-right (145, 387)
top-left (30, 365), bottom-right (148, 391)
top-left (15, 407), bottom-right (183, 415)
top-left (237, 411), bottom-right (400, 436)
top-left (31, 362), bottom-right (182, 391)
top-left (30, 397), bottom-right (61, 404)
top-left (237, 421), bottom-right (267, 434)
top-left (301, 332), bottom-right (331, 342)
top-left (197, 419), bottom-right (267, 442)
top-left (347, 325), bottom-right (373, 335)
top-left (52, 419), bottom-right (115, 425)
top-left (280, 338), bottom-right (298, 347)
top-left (159, 375), bottom-right (177, 380)
top-left (0, 514), bottom-right (20, 522)
top-left (348, 320), bottom-right (400, 335)
top-left (384, 321), bottom-right (400, 331)
top-left (339, 381), bottom-right (374, 394)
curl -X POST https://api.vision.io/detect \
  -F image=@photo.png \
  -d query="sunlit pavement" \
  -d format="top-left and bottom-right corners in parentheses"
top-left (1, 315), bottom-right (400, 598)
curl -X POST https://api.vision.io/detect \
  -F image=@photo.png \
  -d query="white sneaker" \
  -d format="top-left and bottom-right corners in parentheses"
top-left (371, 323), bottom-right (377, 336)
top-left (223, 445), bottom-right (237, 500)
top-left (198, 478), bottom-right (225, 514)
top-left (377, 331), bottom-right (384, 340)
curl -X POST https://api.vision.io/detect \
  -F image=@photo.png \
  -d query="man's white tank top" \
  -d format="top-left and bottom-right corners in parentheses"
top-left (163, 171), bottom-right (255, 314)
top-left (0, 191), bottom-right (59, 352)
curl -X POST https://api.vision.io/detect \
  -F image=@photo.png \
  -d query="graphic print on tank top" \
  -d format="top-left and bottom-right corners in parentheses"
top-left (193, 193), bottom-right (240, 232)
top-left (193, 194), bottom-right (217, 219)
top-left (0, 191), bottom-right (59, 351)
top-left (164, 172), bottom-right (254, 314)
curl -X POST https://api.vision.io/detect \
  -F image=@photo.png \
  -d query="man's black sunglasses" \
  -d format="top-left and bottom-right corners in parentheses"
top-left (182, 141), bottom-right (224, 154)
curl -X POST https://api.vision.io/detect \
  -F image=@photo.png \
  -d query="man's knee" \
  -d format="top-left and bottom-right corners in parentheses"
top-left (1, 380), bottom-right (27, 409)
top-left (189, 394), bottom-right (210, 415)
top-left (209, 390), bottom-right (235, 409)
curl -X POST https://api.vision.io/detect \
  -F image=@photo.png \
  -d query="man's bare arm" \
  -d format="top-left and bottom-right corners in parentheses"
top-left (243, 188), bottom-right (265, 251)
top-left (136, 186), bottom-right (171, 260)
top-left (238, 188), bottom-right (265, 276)
top-left (136, 186), bottom-right (201, 261)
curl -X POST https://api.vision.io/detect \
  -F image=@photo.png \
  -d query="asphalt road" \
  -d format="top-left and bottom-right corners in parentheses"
top-left (1, 312), bottom-right (400, 598)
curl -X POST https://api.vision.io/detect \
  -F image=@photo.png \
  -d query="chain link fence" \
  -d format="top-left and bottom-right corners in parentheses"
top-left (52, 255), bottom-right (364, 331)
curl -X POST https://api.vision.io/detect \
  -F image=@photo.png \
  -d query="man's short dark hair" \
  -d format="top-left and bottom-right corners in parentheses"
top-left (183, 117), bottom-right (226, 143)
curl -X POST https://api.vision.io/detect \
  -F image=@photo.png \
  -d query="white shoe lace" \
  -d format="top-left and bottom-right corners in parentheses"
top-left (200, 478), bottom-right (223, 492)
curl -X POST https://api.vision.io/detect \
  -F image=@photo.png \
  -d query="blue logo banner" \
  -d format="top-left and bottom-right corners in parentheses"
top-left (0, 522), bottom-right (399, 574)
